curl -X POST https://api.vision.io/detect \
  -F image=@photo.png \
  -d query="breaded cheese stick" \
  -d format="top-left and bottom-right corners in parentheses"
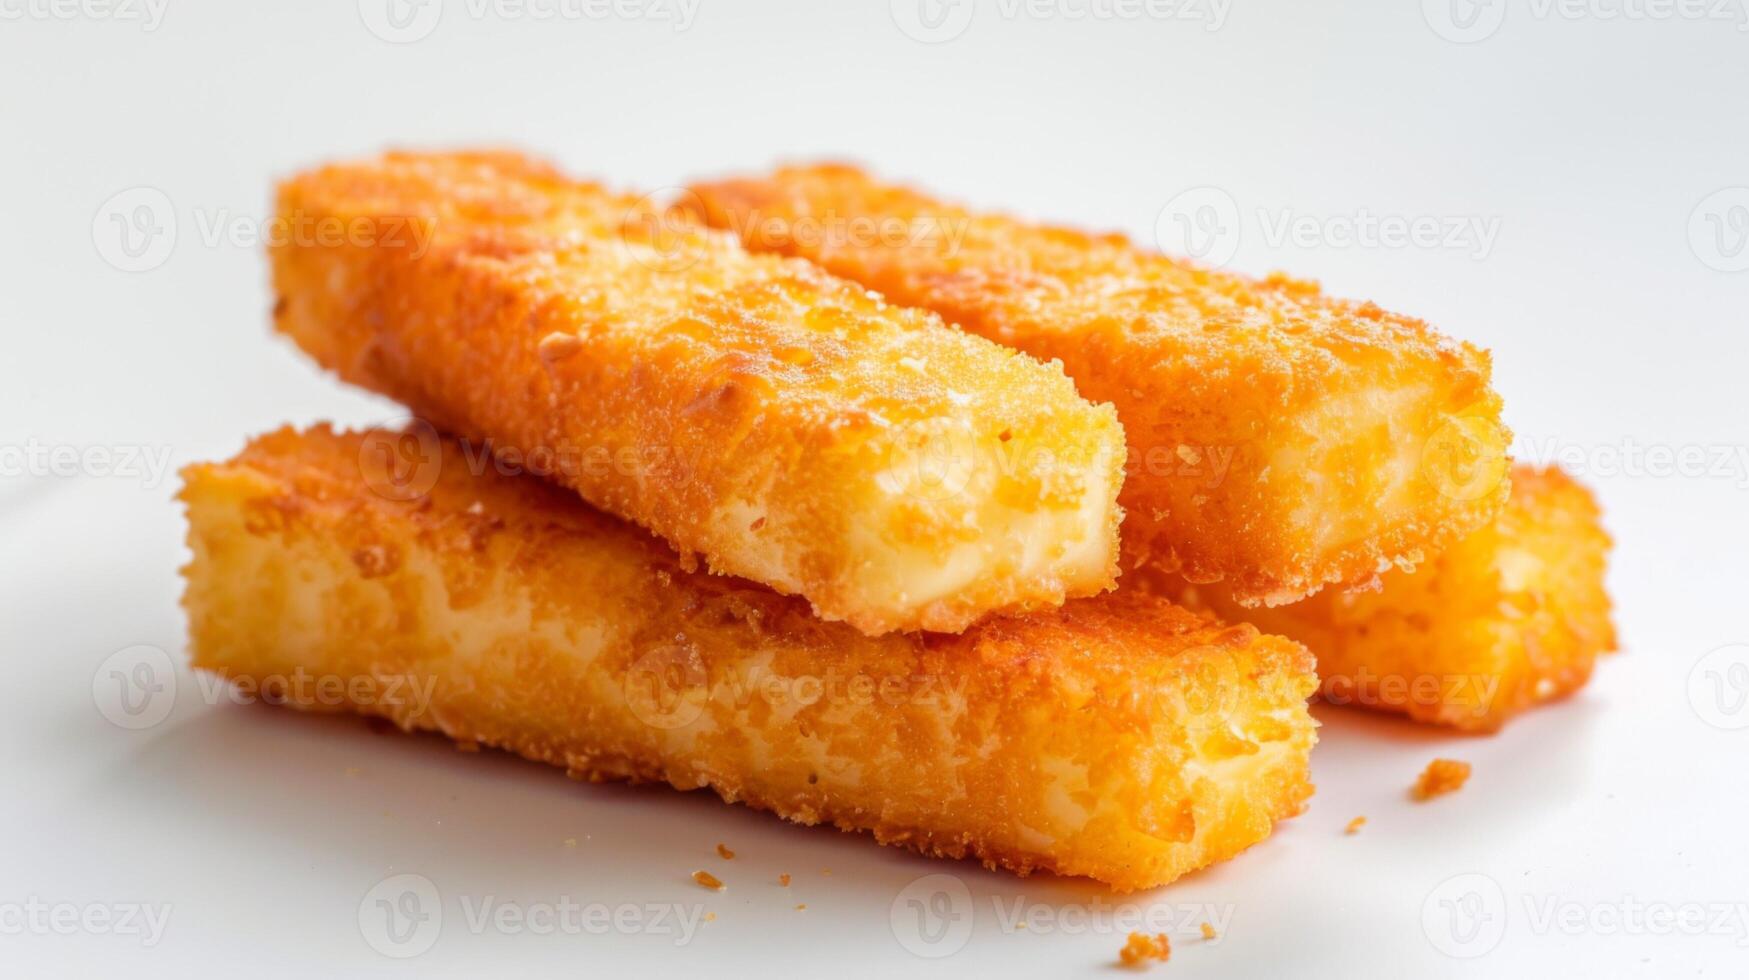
top-left (180, 425), bottom-right (1317, 891)
top-left (271, 152), bottom-right (1126, 636)
top-left (687, 166), bottom-right (1512, 607)
top-left (1145, 465), bottom-right (1615, 732)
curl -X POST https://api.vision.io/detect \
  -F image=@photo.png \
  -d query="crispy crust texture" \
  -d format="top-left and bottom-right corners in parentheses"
top-left (687, 165), bottom-right (1512, 606)
top-left (179, 425), bottom-right (1318, 891)
top-left (1148, 465), bottom-right (1616, 732)
top-left (270, 151), bottom-right (1126, 635)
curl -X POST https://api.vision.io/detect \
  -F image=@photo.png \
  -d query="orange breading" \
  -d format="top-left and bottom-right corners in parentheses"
top-left (270, 151), bottom-right (1126, 636)
top-left (687, 165), bottom-right (1511, 607)
top-left (179, 425), bottom-right (1318, 892)
top-left (1152, 465), bottom-right (1615, 731)
top-left (1412, 759), bottom-right (1472, 800)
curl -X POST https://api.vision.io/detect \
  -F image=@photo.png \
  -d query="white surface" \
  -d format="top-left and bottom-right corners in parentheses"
top-left (3, 1), bottom-right (1747, 976)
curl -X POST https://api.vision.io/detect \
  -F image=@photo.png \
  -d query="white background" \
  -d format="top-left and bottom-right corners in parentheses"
top-left (3, 0), bottom-right (1747, 976)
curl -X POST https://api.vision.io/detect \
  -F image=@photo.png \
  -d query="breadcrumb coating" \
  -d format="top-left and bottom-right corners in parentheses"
top-left (1151, 465), bottom-right (1615, 731)
top-left (1412, 759), bottom-right (1472, 800)
top-left (270, 151), bottom-right (1126, 635)
top-left (179, 425), bottom-right (1318, 891)
top-left (687, 165), bottom-right (1511, 607)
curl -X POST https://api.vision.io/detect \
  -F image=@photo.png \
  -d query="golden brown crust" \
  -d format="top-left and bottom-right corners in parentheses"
top-left (687, 165), bottom-right (1512, 606)
top-left (1148, 465), bottom-right (1616, 731)
top-left (270, 151), bottom-right (1127, 635)
top-left (179, 425), bottom-right (1318, 892)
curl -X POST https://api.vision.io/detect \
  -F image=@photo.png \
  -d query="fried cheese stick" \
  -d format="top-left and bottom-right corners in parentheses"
top-left (180, 425), bottom-right (1318, 891)
top-left (687, 166), bottom-right (1512, 607)
top-left (271, 152), bottom-right (1126, 636)
top-left (1145, 466), bottom-right (1615, 731)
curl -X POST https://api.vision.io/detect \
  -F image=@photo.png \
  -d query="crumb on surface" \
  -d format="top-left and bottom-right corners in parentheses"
top-left (716, 843), bottom-right (735, 860)
top-left (563, 837), bottom-right (577, 847)
top-left (778, 873), bottom-right (791, 887)
top-left (704, 912), bottom-right (716, 922)
top-left (1345, 816), bottom-right (1367, 834)
top-left (692, 870), bottom-right (724, 891)
top-left (1200, 921), bottom-right (1216, 940)
top-left (1119, 931), bottom-right (1171, 967)
top-left (794, 903), bottom-right (807, 911)
top-left (1413, 758), bottom-right (1472, 800)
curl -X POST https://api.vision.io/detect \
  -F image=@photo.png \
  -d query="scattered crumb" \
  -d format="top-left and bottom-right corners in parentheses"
top-left (778, 873), bottom-right (791, 887)
top-left (563, 838), bottom-right (577, 848)
top-left (692, 870), bottom-right (724, 891)
top-left (794, 903), bottom-right (807, 911)
top-left (703, 912), bottom-right (716, 923)
top-left (821, 869), bottom-right (831, 876)
top-left (343, 767), bottom-right (360, 777)
top-left (1200, 922), bottom-right (1217, 940)
top-left (1345, 816), bottom-right (1367, 835)
top-left (1412, 758), bottom-right (1472, 801)
top-left (716, 843), bottom-right (735, 860)
top-left (1119, 931), bottom-right (1172, 967)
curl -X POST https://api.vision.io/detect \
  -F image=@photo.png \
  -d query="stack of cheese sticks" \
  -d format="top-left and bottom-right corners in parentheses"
top-left (179, 151), bottom-right (1613, 891)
